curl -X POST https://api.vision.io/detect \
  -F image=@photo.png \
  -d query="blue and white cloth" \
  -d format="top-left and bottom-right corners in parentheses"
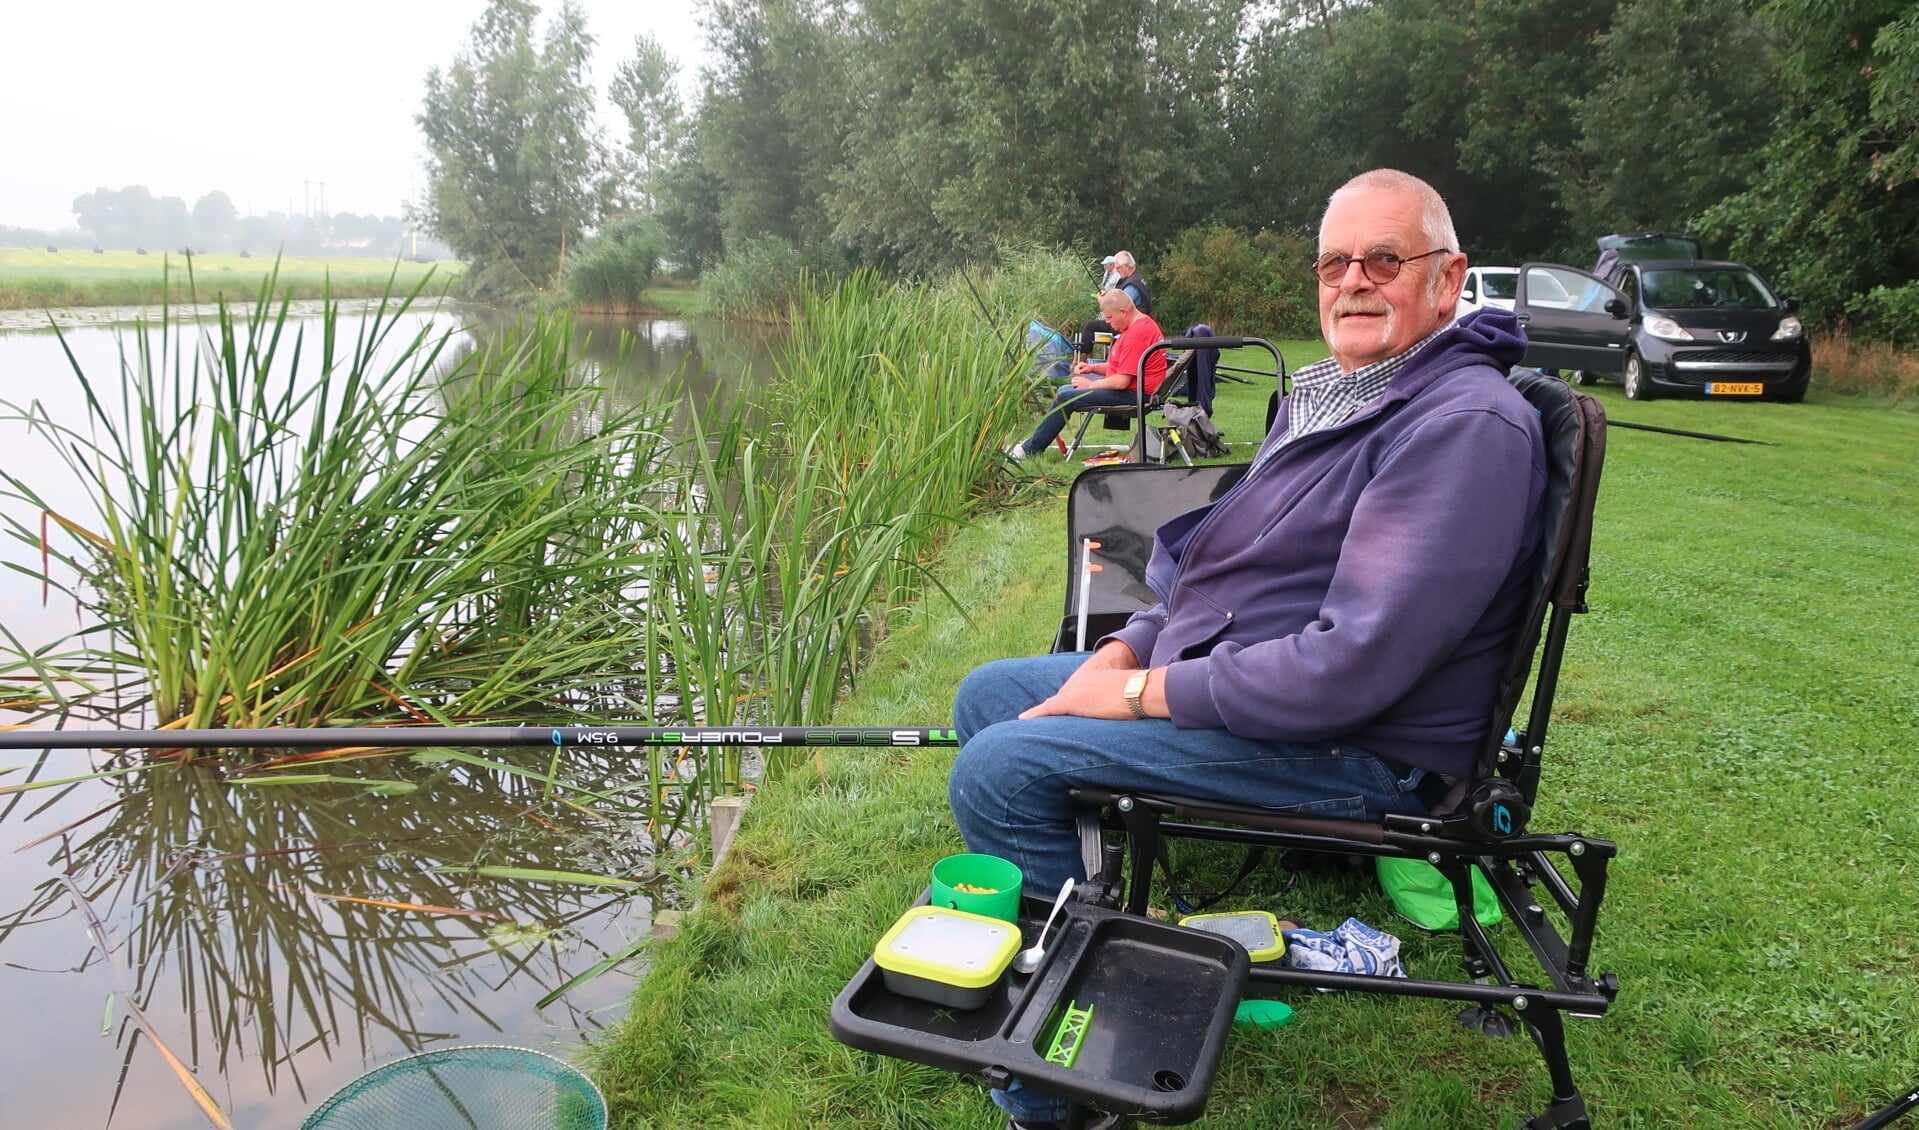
top-left (1281, 917), bottom-right (1407, 979)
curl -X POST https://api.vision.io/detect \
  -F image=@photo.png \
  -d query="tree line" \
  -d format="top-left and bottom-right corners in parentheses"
top-left (7, 184), bottom-right (443, 260)
top-left (418, 0), bottom-right (1918, 337)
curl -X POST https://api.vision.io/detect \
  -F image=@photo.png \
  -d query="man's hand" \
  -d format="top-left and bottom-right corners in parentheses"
top-left (1020, 643), bottom-right (1161, 720)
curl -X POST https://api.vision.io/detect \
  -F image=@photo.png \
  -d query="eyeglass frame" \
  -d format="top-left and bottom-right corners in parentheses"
top-left (1312, 247), bottom-right (1452, 287)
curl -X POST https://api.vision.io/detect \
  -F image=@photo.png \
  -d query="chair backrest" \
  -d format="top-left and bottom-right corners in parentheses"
top-left (1476, 369), bottom-right (1607, 804)
top-left (1051, 463), bottom-right (1249, 653)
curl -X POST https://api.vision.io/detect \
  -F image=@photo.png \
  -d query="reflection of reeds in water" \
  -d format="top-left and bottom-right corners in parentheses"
top-left (0, 264), bottom-right (1066, 1114)
top-left (15, 746), bottom-right (670, 1104)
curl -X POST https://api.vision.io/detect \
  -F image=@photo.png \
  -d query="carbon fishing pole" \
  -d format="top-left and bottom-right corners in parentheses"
top-left (1607, 419), bottom-right (1775, 445)
top-left (0, 725), bottom-right (959, 752)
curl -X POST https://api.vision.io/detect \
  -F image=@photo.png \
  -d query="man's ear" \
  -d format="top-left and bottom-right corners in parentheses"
top-left (1432, 253), bottom-right (1468, 311)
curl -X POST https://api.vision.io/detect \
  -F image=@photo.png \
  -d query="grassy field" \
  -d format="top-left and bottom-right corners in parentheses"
top-left (587, 360), bottom-right (1918, 1129)
top-left (0, 248), bottom-right (457, 308)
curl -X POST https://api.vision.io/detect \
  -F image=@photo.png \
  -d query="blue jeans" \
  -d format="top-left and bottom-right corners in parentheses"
top-left (948, 652), bottom-right (1429, 1124)
top-left (1020, 385), bottom-right (1139, 454)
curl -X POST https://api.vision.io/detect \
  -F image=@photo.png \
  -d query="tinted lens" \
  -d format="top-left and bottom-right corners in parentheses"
top-left (1313, 255), bottom-right (1353, 285)
top-left (1314, 252), bottom-right (1406, 286)
top-left (1362, 250), bottom-right (1406, 282)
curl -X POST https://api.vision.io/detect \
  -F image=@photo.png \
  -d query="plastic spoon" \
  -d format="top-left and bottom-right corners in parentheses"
top-left (1012, 877), bottom-right (1076, 974)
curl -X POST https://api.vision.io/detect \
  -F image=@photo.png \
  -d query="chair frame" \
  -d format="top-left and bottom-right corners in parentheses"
top-left (1067, 336), bottom-right (1284, 464)
top-left (1067, 370), bottom-right (1617, 1130)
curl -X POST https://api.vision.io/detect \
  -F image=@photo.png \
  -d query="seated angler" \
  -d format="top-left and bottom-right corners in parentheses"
top-left (1007, 289), bottom-right (1166, 462)
top-left (952, 168), bottom-right (1547, 1130)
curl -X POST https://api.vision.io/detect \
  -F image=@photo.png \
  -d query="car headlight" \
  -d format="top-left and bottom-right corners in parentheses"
top-left (1642, 316), bottom-right (1695, 342)
top-left (1771, 315), bottom-right (1804, 342)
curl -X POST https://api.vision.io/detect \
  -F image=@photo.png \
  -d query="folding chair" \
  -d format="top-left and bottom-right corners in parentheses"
top-left (1066, 369), bottom-right (1616, 1129)
top-left (1067, 336), bottom-right (1284, 465)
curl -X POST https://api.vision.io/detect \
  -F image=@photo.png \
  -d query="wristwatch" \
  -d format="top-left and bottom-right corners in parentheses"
top-left (1123, 669), bottom-right (1151, 719)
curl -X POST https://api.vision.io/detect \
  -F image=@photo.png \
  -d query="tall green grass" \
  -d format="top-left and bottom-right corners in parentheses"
top-left (626, 272), bottom-right (1037, 780)
top-left (2, 266), bottom-right (1043, 785)
top-left (1, 281), bottom-right (677, 728)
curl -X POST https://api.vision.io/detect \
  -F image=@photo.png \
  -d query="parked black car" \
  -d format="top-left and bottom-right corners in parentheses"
top-left (1514, 259), bottom-right (1810, 402)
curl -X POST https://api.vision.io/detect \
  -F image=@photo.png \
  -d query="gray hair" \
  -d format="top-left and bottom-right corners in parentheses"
top-left (1112, 250), bottom-right (1135, 270)
top-left (1320, 169), bottom-right (1460, 257)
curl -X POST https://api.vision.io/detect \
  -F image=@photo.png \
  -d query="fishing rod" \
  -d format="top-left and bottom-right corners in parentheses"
top-left (1607, 419), bottom-right (1775, 445)
top-left (0, 725), bottom-right (959, 752)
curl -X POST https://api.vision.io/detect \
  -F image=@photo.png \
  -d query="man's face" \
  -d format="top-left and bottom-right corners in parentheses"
top-left (1317, 188), bottom-right (1465, 372)
top-left (1102, 302), bottom-right (1133, 329)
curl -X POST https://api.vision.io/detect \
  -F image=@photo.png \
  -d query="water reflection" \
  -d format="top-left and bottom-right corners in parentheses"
top-left (0, 303), bottom-right (782, 1129)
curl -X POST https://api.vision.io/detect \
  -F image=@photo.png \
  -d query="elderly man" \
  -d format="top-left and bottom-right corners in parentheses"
top-left (952, 169), bottom-right (1545, 1130)
top-left (1007, 288), bottom-right (1165, 462)
top-left (1079, 250), bottom-right (1153, 357)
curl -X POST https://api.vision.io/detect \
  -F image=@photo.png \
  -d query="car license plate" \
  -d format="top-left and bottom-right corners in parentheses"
top-left (1706, 382), bottom-right (1764, 396)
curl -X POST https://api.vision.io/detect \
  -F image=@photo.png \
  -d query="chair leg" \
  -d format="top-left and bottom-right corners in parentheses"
top-left (1514, 1005), bottom-right (1592, 1130)
top-left (1067, 411), bottom-right (1095, 455)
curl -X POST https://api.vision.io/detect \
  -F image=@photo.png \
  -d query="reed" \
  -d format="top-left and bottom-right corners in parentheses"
top-left (619, 271), bottom-right (1039, 778)
top-left (0, 276), bottom-right (676, 729)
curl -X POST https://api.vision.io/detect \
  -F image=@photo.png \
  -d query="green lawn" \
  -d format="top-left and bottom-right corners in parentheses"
top-left (588, 363), bottom-right (1918, 1128)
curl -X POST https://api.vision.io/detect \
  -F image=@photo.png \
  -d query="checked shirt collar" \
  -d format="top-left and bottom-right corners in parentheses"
top-left (1264, 323), bottom-right (1452, 463)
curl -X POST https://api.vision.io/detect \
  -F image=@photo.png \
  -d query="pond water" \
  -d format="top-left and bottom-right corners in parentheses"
top-left (0, 303), bottom-right (780, 1129)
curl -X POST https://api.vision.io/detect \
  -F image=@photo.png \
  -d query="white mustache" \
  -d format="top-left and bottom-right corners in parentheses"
top-left (1332, 298), bottom-right (1389, 318)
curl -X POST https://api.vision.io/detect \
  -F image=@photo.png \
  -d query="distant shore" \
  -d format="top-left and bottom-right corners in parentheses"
top-left (0, 248), bottom-right (458, 311)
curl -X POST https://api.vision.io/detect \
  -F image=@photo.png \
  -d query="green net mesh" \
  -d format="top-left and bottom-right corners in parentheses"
top-left (301, 1046), bottom-right (607, 1130)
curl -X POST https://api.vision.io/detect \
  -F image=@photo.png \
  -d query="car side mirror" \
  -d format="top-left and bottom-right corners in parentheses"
top-left (1782, 297), bottom-right (1800, 313)
top-left (1604, 297), bottom-right (1628, 318)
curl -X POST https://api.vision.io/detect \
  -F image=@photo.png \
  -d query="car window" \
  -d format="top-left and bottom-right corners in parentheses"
top-left (1641, 268), bottom-right (1778, 309)
top-left (1480, 271), bottom-right (1518, 300)
top-left (1618, 271), bottom-right (1638, 305)
top-left (1520, 266), bottom-right (1582, 309)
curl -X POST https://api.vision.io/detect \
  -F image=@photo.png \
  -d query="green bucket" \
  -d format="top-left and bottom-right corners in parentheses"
top-left (929, 853), bottom-right (1023, 922)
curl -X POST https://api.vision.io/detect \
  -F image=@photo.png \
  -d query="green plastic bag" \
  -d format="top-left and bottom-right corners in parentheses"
top-left (1376, 856), bottom-right (1502, 931)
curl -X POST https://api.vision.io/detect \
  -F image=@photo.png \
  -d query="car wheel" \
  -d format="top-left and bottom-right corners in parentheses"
top-left (1568, 370), bottom-right (1596, 386)
top-left (1623, 352), bottom-right (1656, 401)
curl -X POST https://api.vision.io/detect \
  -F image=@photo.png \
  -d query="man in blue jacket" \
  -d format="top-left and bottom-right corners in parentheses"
top-left (950, 170), bottom-right (1544, 1130)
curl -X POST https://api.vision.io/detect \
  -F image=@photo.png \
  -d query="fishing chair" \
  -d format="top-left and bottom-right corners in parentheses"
top-left (1066, 336), bottom-right (1283, 465)
top-left (1063, 369), bottom-right (1617, 1129)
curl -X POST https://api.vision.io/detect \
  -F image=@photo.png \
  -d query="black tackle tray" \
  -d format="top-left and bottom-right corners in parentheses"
top-left (829, 895), bottom-right (1250, 1124)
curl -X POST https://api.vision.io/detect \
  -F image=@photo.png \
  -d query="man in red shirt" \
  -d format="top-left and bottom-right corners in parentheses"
top-left (1007, 290), bottom-right (1166, 461)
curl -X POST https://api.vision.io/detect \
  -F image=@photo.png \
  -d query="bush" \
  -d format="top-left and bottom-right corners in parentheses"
top-left (695, 235), bottom-right (840, 320)
top-left (1847, 282), bottom-right (1919, 348)
top-left (1153, 224), bottom-right (1319, 338)
top-left (957, 245), bottom-right (1094, 337)
top-left (563, 214), bottom-right (667, 310)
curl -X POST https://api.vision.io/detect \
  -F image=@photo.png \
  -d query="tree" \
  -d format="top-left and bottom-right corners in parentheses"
top-left (418, 0), bottom-right (610, 298)
top-left (191, 191), bottom-right (240, 251)
top-left (610, 33), bottom-right (686, 210)
top-left (1549, 0), bottom-right (1775, 242)
top-left (1699, 0), bottom-right (1919, 320)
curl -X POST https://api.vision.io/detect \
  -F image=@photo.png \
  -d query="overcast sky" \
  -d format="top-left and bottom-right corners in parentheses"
top-left (4, 0), bottom-right (710, 231)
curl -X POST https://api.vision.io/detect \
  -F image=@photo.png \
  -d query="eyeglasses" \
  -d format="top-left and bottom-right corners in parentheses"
top-left (1313, 248), bottom-right (1450, 287)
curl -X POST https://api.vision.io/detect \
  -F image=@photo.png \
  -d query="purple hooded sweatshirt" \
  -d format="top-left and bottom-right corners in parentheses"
top-left (1104, 310), bottom-right (1544, 778)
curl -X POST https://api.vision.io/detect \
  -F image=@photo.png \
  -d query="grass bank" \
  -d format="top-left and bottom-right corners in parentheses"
top-left (589, 363), bottom-right (1918, 1128)
top-left (0, 248), bottom-right (456, 309)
